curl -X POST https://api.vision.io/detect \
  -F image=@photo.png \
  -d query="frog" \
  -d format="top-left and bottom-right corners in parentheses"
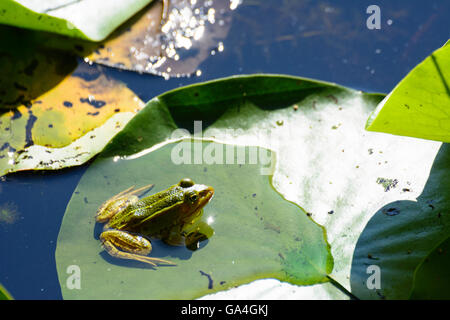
top-left (95, 178), bottom-right (215, 267)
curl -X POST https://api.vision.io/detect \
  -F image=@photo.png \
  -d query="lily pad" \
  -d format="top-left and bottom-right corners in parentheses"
top-left (0, 6), bottom-right (146, 177)
top-left (366, 41), bottom-right (450, 142)
top-left (51, 74), bottom-right (445, 299)
top-left (0, 284), bottom-right (12, 300)
top-left (410, 235), bottom-right (450, 300)
top-left (0, 0), bottom-right (154, 41)
top-left (350, 143), bottom-right (450, 299)
top-left (0, 59), bottom-right (145, 176)
top-left (0, 26), bottom-right (78, 110)
top-left (56, 140), bottom-right (333, 299)
top-left (86, 0), bottom-right (235, 77)
top-left (96, 74), bottom-right (446, 299)
top-left (3, 0), bottom-right (235, 77)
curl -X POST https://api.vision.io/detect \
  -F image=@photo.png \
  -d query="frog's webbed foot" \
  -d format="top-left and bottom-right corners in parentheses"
top-left (100, 230), bottom-right (176, 267)
top-left (95, 184), bottom-right (154, 222)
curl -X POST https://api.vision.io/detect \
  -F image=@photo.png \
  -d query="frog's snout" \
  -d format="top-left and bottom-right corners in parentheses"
top-left (198, 186), bottom-right (214, 205)
top-left (204, 186), bottom-right (215, 201)
top-left (193, 185), bottom-right (214, 208)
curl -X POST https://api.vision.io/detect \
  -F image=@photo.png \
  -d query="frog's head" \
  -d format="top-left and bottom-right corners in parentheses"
top-left (178, 178), bottom-right (214, 220)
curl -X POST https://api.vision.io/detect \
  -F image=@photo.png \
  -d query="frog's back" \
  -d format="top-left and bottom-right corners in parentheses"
top-left (110, 186), bottom-right (185, 236)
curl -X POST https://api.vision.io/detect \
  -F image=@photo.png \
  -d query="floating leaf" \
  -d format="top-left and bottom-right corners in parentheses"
top-left (410, 235), bottom-right (450, 300)
top-left (0, 1), bottom-right (235, 78)
top-left (0, 14), bottom-right (145, 177)
top-left (0, 284), bottom-right (12, 300)
top-left (366, 41), bottom-right (450, 142)
top-left (56, 140), bottom-right (333, 299)
top-left (0, 61), bottom-right (144, 176)
top-left (86, 0), bottom-right (235, 76)
top-left (96, 74), bottom-right (446, 299)
top-left (0, 0), bottom-right (154, 41)
top-left (0, 26), bottom-right (78, 110)
top-left (59, 74), bottom-right (376, 298)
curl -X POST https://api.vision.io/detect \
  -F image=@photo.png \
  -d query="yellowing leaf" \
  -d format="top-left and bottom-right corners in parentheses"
top-left (0, 27), bottom-right (77, 110)
top-left (0, 63), bottom-right (144, 176)
top-left (30, 68), bottom-right (143, 148)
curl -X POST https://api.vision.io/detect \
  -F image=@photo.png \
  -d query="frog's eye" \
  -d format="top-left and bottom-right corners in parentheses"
top-left (179, 178), bottom-right (195, 188)
top-left (187, 191), bottom-right (199, 203)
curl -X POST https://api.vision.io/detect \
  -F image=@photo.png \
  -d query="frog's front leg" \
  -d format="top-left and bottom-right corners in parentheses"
top-left (183, 220), bottom-right (215, 250)
top-left (100, 230), bottom-right (176, 267)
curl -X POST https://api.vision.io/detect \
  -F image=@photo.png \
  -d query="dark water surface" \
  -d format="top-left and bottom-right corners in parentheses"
top-left (0, 0), bottom-right (449, 299)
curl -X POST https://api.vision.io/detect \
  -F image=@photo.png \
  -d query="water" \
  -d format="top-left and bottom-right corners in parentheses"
top-left (1, 0), bottom-right (449, 299)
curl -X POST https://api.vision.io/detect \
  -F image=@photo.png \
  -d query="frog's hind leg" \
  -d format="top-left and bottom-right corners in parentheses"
top-left (120, 184), bottom-right (155, 198)
top-left (100, 230), bottom-right (176, 267)
top-left (95, 184), bottom-right (154, 222)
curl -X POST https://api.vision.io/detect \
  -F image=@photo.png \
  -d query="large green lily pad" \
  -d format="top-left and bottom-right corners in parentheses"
top-left (56, 74), bottom-right (446, 298)
top-left (56, 140), bottom-right (333, 299)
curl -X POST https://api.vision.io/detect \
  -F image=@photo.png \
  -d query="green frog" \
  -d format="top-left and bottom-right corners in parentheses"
top-left (95, 178), bottom-right (215, 267)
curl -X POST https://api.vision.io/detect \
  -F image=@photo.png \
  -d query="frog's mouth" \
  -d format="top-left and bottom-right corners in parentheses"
top-left (199, 186), bottom-right (215, 207)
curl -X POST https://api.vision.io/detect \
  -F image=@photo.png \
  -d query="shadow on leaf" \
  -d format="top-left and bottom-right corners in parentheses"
top-left (350, 143), bottom-right (450, 299)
